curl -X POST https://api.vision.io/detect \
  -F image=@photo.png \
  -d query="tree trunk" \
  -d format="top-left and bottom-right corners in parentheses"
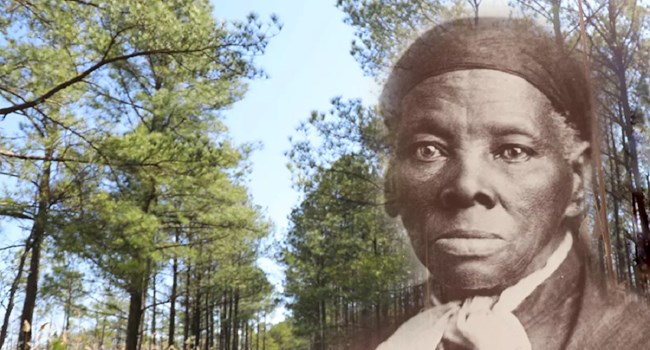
top-left (232, 289), bottom-right (240, 350)
top-left (192, 270), bottom-right (202, 349)
top-left (241, 322), bottom-right (246, 350)
top-left (220, 291), bottom-right (228, 350)
top-left (205, 294), bottom-right (213, 350)
top-left (168, 252), bottom-right (178, 348)
top-left (99, 315), bottom-right (107, 349)
top-left (634, 193), bottom-right (650, 262)
top-left (226, 290), bottom-right (233, 350)
top-left (17, 154), bottom-right (51, 350)
top-left (183, 265), bottom-right (191, 349)
top-left (608, 11), bottom-right (650, 273)
top-left (138, 294), bottom-right (146, 350)
top-left (63, 294), bottom-right (71, 333)
top-left (551, 0), bottom-right (563, 46)
top-left (261, 315), bottom-right (266, 350)
top-left (317, 299), bottom-right (326, 350)
top-left (0, 243), bottom-right (30, 349)
top-left (125, 283), bottom-right (146, 350)
top-left (607, 121), bottom-right (625, 283)
top-left (255, 315), bottom-right (260, 350)
top-left (150, 272), bottom-right (157, 350)
top-left (262, 314), bottom-right (266, 350)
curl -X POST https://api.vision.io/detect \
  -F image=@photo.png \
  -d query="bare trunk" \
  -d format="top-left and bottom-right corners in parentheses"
top-left (634, 193), bottom-right (650, 260)
top-left (232, 289), bottom-right (240, 350)
top-left (225, 290), bottom-right (232, 350)
top-left (551, 0), bottom-right (563, 46)
top-left (17, 154), bottom-right (51, 350)
top-left (63, 295), bottom-right (71, 332)
top-left (220, 291), bottom-right (228, 350)
top-left (126, 286), bottom-right (144, 350)
top-left (316, 299), bottom-right (326, 350)
top-left (609, 10), bottom-right (650, 271)
top-left (192, 270), bottom-right (202, 348)
top-left (205, 293), bottom-right (213, 350)
top-left (255, 315), bottom-right (260, 350)
top-left (126, 273), bottom-right (149, 350)
top-left (168, 253), bottom-right (178, 348)
top-left (150, 273), bottom-right (157, 350)
top-left (99, 315), bottom-right (107, 349)
top-left (0, 243), bottom-right (30, 349)
top-left (183, 265), bottom-right (191, 349)
top-left (467, 0), bottom-right (480, 25)
top-left (261, 316), bottom-right (266, 350)
top-left (17, 218), bottom-right (45, 348)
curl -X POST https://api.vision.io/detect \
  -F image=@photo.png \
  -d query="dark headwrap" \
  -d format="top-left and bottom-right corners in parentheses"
top-left (381, 17), bottom-right (592, 141)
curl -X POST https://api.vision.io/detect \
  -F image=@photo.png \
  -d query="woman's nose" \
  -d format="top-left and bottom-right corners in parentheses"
top-left (438, 153), bottom-right (496, 210)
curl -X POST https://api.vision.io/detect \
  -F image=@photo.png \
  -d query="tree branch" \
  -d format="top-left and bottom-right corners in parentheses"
top-left (0, 45), bottom-right (214, 116)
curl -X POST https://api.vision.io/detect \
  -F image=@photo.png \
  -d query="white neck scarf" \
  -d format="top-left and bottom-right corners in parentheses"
top-left (376, 233), bottom-right (573, 350)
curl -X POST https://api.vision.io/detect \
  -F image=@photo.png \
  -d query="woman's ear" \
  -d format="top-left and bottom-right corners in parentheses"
top-left (564, 141), bottom-right (591, 218)
top-left (384, 161), bottom-right (400, 217)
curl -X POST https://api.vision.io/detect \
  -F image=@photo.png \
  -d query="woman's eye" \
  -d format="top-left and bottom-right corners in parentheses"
top-left (413, 143), bottom-right (444, 162)
top-left (495, 145), bottom-right (536, 162)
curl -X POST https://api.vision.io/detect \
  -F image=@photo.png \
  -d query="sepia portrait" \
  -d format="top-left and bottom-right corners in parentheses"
top-left (0, 1), bottom-right (649, 350)
top-left (374, 16), bottom-right (650, 350)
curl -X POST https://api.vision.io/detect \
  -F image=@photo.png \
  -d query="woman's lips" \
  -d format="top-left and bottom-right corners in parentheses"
top-left (434, 230), bottom-right (506, 256)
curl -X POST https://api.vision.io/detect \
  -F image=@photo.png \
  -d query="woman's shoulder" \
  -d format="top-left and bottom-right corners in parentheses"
top-left (568, 275), bottom-right (650, 349)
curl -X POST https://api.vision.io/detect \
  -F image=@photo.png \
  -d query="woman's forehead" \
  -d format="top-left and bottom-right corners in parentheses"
top-left (402, 70), bottom-right (551, 108)
top-left (398, 70), bottom-right (560, 141)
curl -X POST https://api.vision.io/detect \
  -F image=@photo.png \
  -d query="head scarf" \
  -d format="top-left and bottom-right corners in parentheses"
top-left (380, 17), bottom-right (592, 142)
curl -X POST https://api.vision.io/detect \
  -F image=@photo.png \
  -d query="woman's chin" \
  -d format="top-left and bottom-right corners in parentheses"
top-left (428, 256), bottom-right (522, 293)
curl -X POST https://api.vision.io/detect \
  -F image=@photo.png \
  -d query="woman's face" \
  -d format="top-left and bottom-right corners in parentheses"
top-left (393, 69), bottom-right (581, 291)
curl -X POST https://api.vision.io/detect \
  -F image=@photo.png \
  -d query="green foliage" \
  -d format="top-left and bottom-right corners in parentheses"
top-left (284, 99), bottom-right (412, 346)
top-left (265, 320), bottom-right (309, 350)
top-left (287, 98), bottom-right (388, 191)
top-left (48, 337), bottom-right (67, 350)
top-left (336, 0), bottom-right (467, 77)
top-left (39, 253), bottom-right (87, 330)
top-left (0, 0), bottom-right (279, 348)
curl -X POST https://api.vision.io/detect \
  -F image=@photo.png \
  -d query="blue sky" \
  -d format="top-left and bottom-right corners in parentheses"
top-left (216, 0), bottom-right (377, 315)
top-left (217, 0), bottom-right (377, 234)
